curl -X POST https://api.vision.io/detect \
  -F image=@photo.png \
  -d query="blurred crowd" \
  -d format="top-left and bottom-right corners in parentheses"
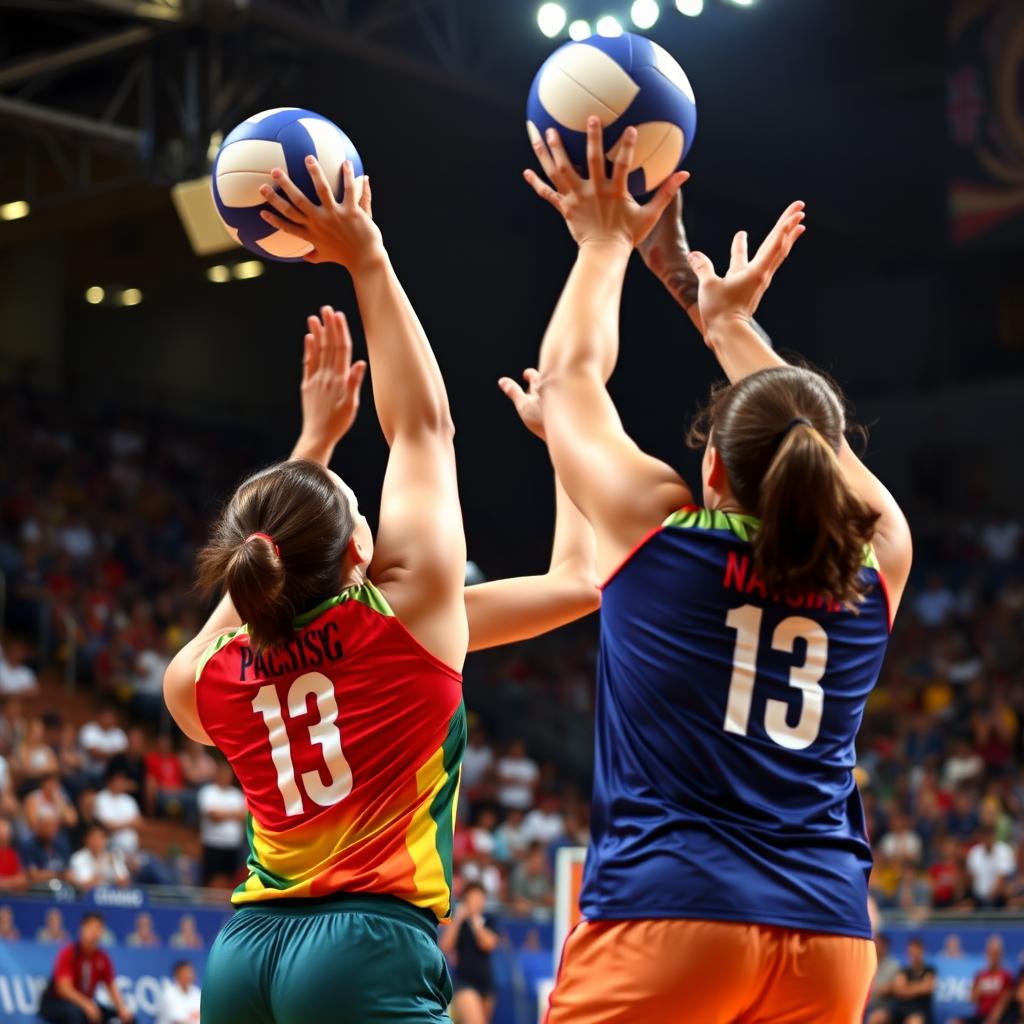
top-left (1, 387), bottom-right (1024, 925)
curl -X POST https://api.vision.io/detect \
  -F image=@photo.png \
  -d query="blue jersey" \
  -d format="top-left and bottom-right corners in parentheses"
top-left (581, 507), bottom-right (891, 939)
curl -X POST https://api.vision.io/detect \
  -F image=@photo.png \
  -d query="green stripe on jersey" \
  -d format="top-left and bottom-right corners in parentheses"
top-left (664, 506), bottom-right (880, 569)
top-left (428, 702), bottom-right (467, 916)
top-left (195, 626), bottom-right (249, 683)
top-left (293, 581), bottom-right (394, 627)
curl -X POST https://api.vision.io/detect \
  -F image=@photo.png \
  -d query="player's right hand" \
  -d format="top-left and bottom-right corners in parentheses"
top-left (258, 158), bottom-right (384, 271)
top-left (687, 202), bottom-right (806, 334)
top-left (498, 368), bottom-right (545, 441)
top-left (523, 116), bottom-right (688, 251)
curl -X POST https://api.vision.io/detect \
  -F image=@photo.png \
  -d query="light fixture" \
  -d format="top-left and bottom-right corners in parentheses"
top-left (724, 0), bottom-right (755, 5)
top-left (206, 131), bottom-right (224, 165)
top-left (537, 2), bottom-right (567, 37)
top-left (568, 18), bottom-right (592, 40)
top-left (233, 260), bottom-right (264, 280)
top-left (0, 200), bottom-right (30, 222)
top-left (631, 0), bottom-right (660, 29)
top-left (596, 15), bottom-right (623, 36)
top-left (118, 288), bottom-right (143, 307)
top-left (85, 286), bottom-right (105, 305)
top-left (675, 0), bottom-right (703, 15)
top-left (206, 264), bottom-right (231, 284)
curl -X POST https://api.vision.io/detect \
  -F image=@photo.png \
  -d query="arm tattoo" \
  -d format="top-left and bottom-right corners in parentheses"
top-left (660, 261), bottom-right (700, 313)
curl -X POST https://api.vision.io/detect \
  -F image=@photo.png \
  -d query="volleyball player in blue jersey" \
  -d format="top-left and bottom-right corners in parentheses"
top-left (523, 118), bottom-right (912, 1023)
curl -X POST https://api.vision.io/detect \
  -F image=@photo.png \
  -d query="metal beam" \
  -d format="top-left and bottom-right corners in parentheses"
top-left (0, 94), bottom-right (145, 154)
top-left (248, 0), bottom-right (512, 109)
top-left (0, 25), bottom-right (154, 89)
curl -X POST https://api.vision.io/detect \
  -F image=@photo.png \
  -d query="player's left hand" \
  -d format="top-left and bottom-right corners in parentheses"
top-left (687, 202), bottom-right (806, 333)
top-left (296, 306), bottom-right (367, 457)
top-left (498, 368), bottom-right (545, 441)
top-left (524, 116), bottom-right (688, 251)
top-left (258, 158), bottom-right (384, 270)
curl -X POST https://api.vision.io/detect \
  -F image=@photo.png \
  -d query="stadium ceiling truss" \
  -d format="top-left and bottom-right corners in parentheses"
top-left (0, 0), bottom-right (506, 209)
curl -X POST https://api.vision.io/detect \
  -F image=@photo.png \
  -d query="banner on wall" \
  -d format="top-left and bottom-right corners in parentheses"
top-left (949, 0), bottom-right (1024, 245)
top-left (0, 942), bottom-right (204, 1024)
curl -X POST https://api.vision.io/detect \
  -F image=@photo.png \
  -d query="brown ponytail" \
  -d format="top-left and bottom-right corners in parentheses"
top-left (196, 460), bottom-right (355, 652)
top-left (689, 366), bottom-right (880, 606)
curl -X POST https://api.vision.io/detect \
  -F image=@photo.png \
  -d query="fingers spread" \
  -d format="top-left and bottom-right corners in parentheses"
top-left (359, 175), bottom-right (373, 217)
top-left (260, 209), bottom-right (314, 241)
top-left (545, 127), bottom-right (581, 192)
top-left (523, 169), bottom-right (564, 212)
top-left (302, 334), bottom-right (316, 381)
top-left (269, 168), bottom-right (314, 218)
top-left (611, 126), bottom-right (638, 193)
top-left (687, 250), bottom-right (716, 283)
top-left (306, 155), bottom-right (337, 207)
top-left (585, 116), bottom-right (605, 183)
top-left (729, 230), bottom-right (749, 274)
top-left (644, 170), bottom-right (688, 227)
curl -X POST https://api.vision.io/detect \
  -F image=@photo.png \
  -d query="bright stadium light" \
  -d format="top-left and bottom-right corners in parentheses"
top-left (724, 0), bottom-right (755, 5)
top-left (596, 15), bottom-right (623, 36)
top-left (233, 260), bottom-right (265, 280)
top-left (206, 264), bottom-right (231, 284)
top-left (85, 286), bottom-right (105, 305)
top-left (568, 18), bottom-right (592, 40)
top-left (631, 0), bottom-right (660, 29)
top-left (537, 2), bottom-right (567, 37)
top-left (118, 288), bottom-right (143, 307)
top-left (675, 0), bottom-right (703, 15)
top-left (0, 199), bottom-right (30, 221)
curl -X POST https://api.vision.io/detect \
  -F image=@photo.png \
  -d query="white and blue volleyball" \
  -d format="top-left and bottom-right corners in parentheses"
top-left (212, 107), bottom-right (363, 262)
top-left (526, 33), bottom-right (696, 196)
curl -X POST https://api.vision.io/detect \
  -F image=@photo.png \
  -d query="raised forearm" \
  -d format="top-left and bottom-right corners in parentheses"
top-left (352, 253), bottom-right (451, 443)
top-left (549, 476), bottom-right (597, 576)
top-left (704, 315), bottom-right (786, 384)
top-left (290, 435), bottom-right (334, 466)
top-left (539, 243), bottom-right (630, 383)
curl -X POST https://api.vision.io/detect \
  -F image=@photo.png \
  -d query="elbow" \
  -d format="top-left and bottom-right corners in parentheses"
top-left (554, 561), bottom-right (602, 614)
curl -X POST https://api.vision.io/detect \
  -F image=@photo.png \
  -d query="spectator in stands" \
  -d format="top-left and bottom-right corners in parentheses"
top-left (13, 716), bottom-right (60, 791)
top-left (496, 740), bottom-right (539, 812)
top-left (68, 824), bottom-right (129, 891)
top-left (197, 760), bottom-right (245, 887)
top-left (948, 788), bottom-right (982, 840)
top-left (94, 769), bottom-right (142, 854)
top-left (0, 903), bottom-right (19, 940)
top-left (21, 815), bottom-right (71, 884)
top-left (880, 812), bottom-right (923, 865)
top-left (39, 911), bottom-right (135, 1023)
top-left (508, 842), bottom-right (554, 914)
top-left (874, 937), bottom-right (935, 1024)
top-left (106, 727), bottom-right (147, 799)
top-left (131, 635), bottom-right (171, 723)
top-left (966, 825), bottom-right (1016, 908)
top-left (0, 817), bottom-right (27, 891)
top-left (25, 773), bottom-right (79, 834)
top-left (179, 740), bottom-right (216, 792)
top-left (144, 734), bottom-right (191, 820)
top-left (440, 882), bottom-right (500, 1024)
top-left (79, 705), bottom-right (128, 781)
top-left (0, 636), bottom-right (39, 696)
top-left (951, 935), bottom-right (1015, 1024)
top-left (0, 751), bottom-right (17, 817)
top-left (944, 740), bottom-right (986, 790)
top-left (913, 573), bottom-right (956, 628)
top-left (169, 914), bottom-right (203, 949)
top-left (55, 721), bottom-right (87, 795)
top-left (523, 793), bottom-right (565, 847)
top-left (126, 912), bottom-right (160, 948)
top-left (929, 837), bottom-right (969, 909)
top-left (36, 908), bottom-right (70, 944)
top-left (865, 934), bottom-right (901, 1023)
top-left (494, 807), bottom-right (530, 864)
top-left (462, 722), bottom-right (495, 794)
top-left (155, 960), bottom-right (201, 1024)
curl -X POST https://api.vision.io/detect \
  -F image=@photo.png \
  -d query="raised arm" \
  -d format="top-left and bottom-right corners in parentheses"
top-left (684, 217), bottom-right (912, 610)
top-left (524, 118), bottom-right (691, 579)
top-left (260, 159), bottom-right (467, 669)
top-left (463, 370), bottom-right (599, 651)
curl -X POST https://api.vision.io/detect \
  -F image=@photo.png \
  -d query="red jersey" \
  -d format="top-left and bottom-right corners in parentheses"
top-left (0, 846), bottom-right (22, 878)
top-left (52, 943), bottom-right (114, 998)
top-left (195, 582), bottom-right (465, 920)
top-left (145, 752), bottom-right (185, 789)
top-left (975, 967), bottom-right (1014, 1015)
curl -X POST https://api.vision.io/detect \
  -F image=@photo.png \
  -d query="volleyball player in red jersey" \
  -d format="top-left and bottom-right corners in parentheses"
top-left (523, 120), bottom-right (913, 1022)
top-left (163, 158), bottom-right (597, 1024)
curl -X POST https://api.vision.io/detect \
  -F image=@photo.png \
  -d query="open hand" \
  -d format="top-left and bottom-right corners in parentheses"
top-left (296, 306), bottom-right (367, 458)
top-left (498, 368), bottom-right (544, 440)
top-left (524, 116), bottom-right (688, 251)
top-left (687, 202), bottom-right (806, 332)
top-left (258, 158), bottom-right (383, 269)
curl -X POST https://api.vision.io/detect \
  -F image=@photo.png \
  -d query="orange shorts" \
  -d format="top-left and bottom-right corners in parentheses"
top-left (544, 918), bottom-right (876, 1024)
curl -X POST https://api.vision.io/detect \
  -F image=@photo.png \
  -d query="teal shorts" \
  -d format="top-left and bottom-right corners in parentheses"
top-left (201, 893), bottom-right (453, 1024)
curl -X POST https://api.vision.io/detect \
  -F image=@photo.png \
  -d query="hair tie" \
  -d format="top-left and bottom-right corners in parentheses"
top-left (245, 532), bottom-right (281, 558)
top-left (780, 416), bottom-right (812, 441)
